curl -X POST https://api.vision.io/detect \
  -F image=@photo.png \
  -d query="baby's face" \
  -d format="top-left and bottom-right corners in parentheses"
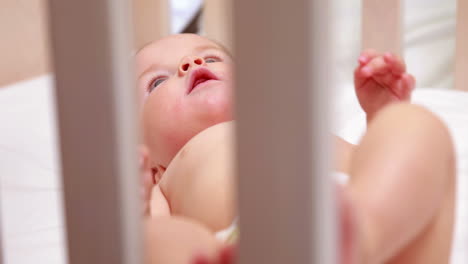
top-left (136, 34), bottom-right (234, 170)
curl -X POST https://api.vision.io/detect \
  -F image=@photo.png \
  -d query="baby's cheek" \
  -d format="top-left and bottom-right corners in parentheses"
top-left (207, 93), bottom-right (233, 123)
top-left (189, 91), bottom-right (232, 125)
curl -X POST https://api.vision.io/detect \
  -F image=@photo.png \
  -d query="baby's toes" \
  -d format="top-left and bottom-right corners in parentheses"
top-left (373, 71), bottom-right (397, 88)
top-left (358, 49), bottom-right (378, 65)
top-left (361, 56), bottom-right (388, 78)
top-left (384, 53), bottom-right (406, 76)
top-left (392, 74), bottom-right (415, 101)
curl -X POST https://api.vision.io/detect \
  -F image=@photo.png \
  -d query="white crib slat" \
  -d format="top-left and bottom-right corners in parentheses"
top-left (132, 0), bottom-right (169, 50)
top-left (234, 0), bottom-right (336, 263)
top-left (362, 0), bottom-right (403, 55)
top-left (47, 1), bottom-right (141, 264)
top-left (455, 0), bottom-right (468, 91)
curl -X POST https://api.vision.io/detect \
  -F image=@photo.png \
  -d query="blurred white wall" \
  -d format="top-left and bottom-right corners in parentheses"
top-left (332, 0), bottom-right (457, 90)
top-left (170, 0), bottom-right (203, 33)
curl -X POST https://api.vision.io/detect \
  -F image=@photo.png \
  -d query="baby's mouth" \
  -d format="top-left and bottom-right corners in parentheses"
top-left (187, 68), bottom-right (219, 94)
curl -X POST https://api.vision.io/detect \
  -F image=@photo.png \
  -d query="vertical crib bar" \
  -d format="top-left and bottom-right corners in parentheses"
top-left (133, 0), bottom-right (169, 50)
top-left (234, 0), bottom-right (336, 263)
top-left (362, 0), bottom-right (403, 55)
top-left (455, 0), bottom-right (468, 91)
top-left (0, 202), bottom-right (3, 264)
top-left (47, 1), bottom-right (141, 264)
top-left (203, 0), bottom-right (234, 50)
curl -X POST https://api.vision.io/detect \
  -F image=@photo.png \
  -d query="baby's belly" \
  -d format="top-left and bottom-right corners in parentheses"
top-left (159, 122), bottom-right (237, 232)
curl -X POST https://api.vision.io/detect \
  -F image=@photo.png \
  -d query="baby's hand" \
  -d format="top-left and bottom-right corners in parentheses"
top-left (354, 50), bottom-right (415, 123)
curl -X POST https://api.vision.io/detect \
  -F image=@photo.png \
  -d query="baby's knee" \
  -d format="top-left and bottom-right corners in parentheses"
top-left (374, 103), bottom-right (436, 123)
top-left (373, 103), bottom-right (451, 144)
top-left (373, 103), bottom-right (455, 175)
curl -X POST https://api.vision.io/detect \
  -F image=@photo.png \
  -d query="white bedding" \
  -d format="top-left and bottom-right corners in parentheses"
top-left (0, 76), bottom-right (66, 264)
top-left (333, 0), bottom-right (457, 90)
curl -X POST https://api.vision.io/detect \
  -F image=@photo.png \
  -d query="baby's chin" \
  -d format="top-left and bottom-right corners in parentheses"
top-left (189, 83), bottom-right (233, 121)
top-left (203, 97), bottom-right (233, 127)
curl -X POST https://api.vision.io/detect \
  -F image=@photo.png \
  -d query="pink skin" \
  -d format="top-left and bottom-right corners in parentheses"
top-left (187, 50), bottom-right (416, 264)
top-left (137, 35), bottom-right (415, 264)
top-left (354, 50), bottom-right (416, 123)
top-left (183, 51), bottom-right (416, 264)
top-left (136, 34), bottom-right (234, 183)
top-left (191, 245), bottom-right (237, 264)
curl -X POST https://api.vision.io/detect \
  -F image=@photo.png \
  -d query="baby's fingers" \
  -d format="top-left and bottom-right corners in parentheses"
top-left (405, 73), bottom-right (416, 87)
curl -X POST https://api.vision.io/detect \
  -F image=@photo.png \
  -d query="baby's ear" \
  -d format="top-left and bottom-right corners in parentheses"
top-left (152, 165), bottom-right (167, 185)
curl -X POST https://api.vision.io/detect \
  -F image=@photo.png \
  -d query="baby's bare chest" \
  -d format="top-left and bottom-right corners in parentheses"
top-left (160, 122), bottom-right (237, 231)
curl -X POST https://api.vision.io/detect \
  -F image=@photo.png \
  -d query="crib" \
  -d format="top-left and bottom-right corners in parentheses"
top-left (0, 0), bottom-right (467, 263)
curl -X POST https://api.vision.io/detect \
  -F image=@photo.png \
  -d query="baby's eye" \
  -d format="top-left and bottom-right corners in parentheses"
top-left (148, 77), bottom-right (167, 93)
top-left (205, 57), bottom-right (221, 63)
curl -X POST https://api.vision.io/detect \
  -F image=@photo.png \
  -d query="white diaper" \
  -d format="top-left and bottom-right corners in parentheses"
top-left (215, 218), bottom-right (238, 242)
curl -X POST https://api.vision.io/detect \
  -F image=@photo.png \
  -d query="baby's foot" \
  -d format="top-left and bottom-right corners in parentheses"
top-left (354, 50), bottom-right (415, 124)
top-left (191, 244), bottom-right (237, 264)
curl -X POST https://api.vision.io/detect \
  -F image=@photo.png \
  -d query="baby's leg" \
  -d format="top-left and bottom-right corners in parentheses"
top-left (347, 103), bottom-right (455, 263)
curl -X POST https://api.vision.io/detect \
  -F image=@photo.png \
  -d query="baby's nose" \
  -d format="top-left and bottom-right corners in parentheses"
top-left (179, 56), bottom-right (205, 75)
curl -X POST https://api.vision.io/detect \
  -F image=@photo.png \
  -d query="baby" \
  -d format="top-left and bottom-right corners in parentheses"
top-left (137, 34), bottom-right (455, 264)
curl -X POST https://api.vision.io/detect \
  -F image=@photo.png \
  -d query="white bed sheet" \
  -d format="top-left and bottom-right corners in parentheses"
top-left (0, 76), bottom-right (66, 264)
